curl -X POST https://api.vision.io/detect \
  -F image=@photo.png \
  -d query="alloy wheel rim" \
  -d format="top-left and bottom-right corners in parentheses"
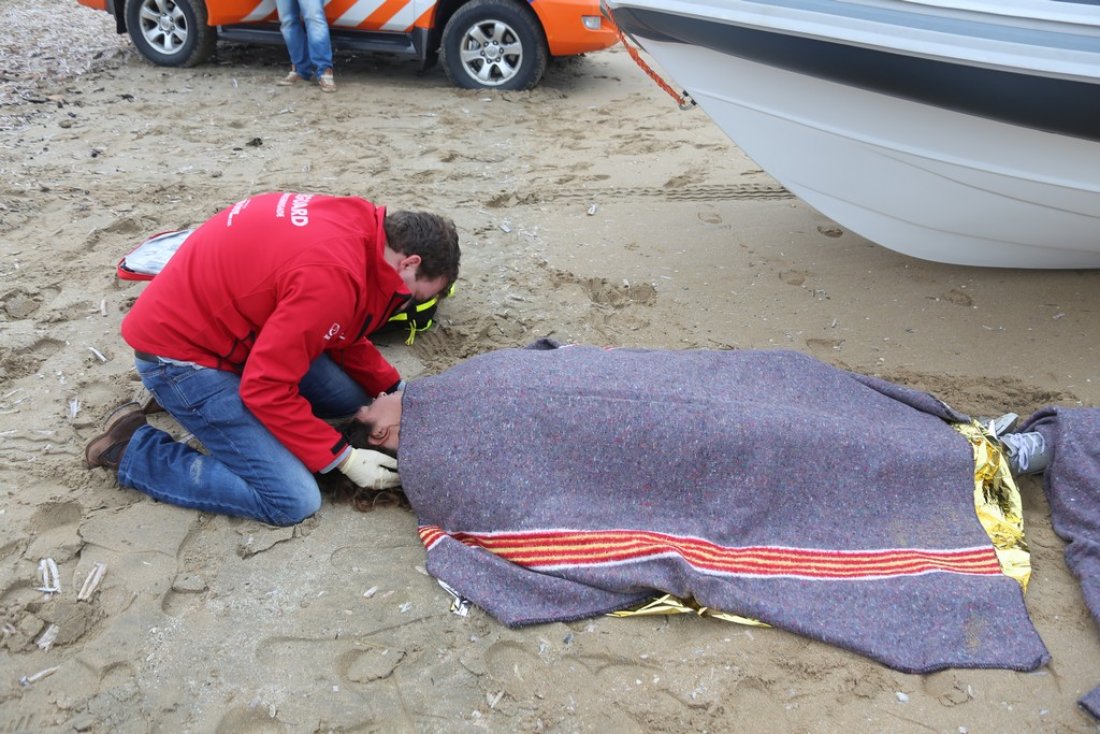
top-left (458, 20), bottom-right (524, 86)
top-left (139, 0), bottom-right (189, 55)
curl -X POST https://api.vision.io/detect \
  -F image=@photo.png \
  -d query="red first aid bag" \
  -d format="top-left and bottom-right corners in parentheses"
top-left (116, 229), bottom-right (194, 281)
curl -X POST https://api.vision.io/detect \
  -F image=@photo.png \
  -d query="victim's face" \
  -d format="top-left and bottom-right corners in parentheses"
top-left (355, 391), bottom-right (403, 452)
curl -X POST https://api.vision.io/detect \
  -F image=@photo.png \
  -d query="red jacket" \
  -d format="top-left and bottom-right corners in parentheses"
top-left (121, 192), bottom-right (410, 472)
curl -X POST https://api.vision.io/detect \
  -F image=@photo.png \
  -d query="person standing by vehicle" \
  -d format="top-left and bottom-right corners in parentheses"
top-left (275, 0), bottom-right (336, 92)
top-left (84, 192), bottom-right (460, 526)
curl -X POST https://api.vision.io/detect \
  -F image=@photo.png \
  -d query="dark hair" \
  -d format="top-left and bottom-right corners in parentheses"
top-left (383, 210), bottom-right (461, 290)
top-left (320, 421), bottom-right (409, 513)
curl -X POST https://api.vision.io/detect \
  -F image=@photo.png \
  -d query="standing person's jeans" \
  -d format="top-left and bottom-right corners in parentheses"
top-left (117, 354), bottom-right (370, 526)
top-left (275, 0), bottom-right (333, 80)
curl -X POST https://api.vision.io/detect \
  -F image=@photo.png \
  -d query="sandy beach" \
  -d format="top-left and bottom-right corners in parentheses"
top-left (2, 1), bottom-right (1100, 731)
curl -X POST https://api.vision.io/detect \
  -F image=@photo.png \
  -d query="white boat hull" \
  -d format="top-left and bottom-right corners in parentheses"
top-left (606, 0), bottom-right (1100, 268)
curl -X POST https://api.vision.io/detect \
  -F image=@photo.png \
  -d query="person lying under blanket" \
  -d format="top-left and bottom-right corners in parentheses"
top-left (346, 338), bottom-right (1100, 718)
top-left (352, 345), bottom-right (1050, 477)
top-left (327, 339), bottom-right (1076, 680)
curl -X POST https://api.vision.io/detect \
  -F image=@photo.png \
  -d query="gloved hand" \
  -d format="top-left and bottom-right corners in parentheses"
top-left (337, 448), bottom-right (401, 490)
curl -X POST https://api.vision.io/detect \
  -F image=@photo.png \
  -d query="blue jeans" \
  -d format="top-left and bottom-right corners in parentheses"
top-left (275, 0), bottom-right (333, 80)
top-left (117, 354), bottom-right (370, 526)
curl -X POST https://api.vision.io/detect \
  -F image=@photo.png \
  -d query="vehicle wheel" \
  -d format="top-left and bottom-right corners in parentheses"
top-left (125, 0), bottom-right (216, 68)
top-left (441, 0), bottom-right (548, 90)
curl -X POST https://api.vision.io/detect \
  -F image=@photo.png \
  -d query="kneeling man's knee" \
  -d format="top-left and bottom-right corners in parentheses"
top-left (259, 476), bottom-right (322, 526)
top-left (275, 488), bottom-right (322, 526)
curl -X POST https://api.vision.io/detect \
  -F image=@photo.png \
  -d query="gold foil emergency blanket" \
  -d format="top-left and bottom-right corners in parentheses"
top-left (609, 593), bottom-right (770, 626)
top-left (954, 420), bottom-right (1031, 591)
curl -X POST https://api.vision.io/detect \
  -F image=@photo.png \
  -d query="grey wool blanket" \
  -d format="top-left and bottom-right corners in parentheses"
top-left (399, 342), bottom-right (1050, 674)
top-left (1021, 407), bottom-right (1100, 718)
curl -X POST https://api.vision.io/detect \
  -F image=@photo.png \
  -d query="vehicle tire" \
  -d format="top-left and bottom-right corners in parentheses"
top-left (125, 0), bottom-right (216, 68)
top-left (441, 0), bottom-right (548, 90)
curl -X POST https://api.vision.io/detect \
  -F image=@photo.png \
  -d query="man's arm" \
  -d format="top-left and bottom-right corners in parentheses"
top-left (238, 270), bottom-right (359, 473)
top-left (327, 338), bottom-right (402, 395)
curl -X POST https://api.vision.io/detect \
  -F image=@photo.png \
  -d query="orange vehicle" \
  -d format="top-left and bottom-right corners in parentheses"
top-left (76, 0), bottom-right (618, 89)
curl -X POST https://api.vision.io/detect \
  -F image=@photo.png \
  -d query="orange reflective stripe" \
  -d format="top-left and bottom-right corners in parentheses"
top-left (366, 0), bottom-right (411, 27)
top-left (325, 0), bottom-right (374, 24)
top-left (335, 0), bottom-right (414, 29)
top-left (324, 0), bottom-right (361, 22)
top-left (413, 4), bottom-right (435, 30)
top-left (207, 0), bottom-right (270, 25)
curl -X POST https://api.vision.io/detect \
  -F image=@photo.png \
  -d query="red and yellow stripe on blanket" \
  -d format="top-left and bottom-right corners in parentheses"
top-left (417, 526), bottom-right (1003, 579)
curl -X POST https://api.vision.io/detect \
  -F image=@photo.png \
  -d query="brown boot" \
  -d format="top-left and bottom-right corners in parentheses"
top-left (85, 402), bottom-right (147, 470)
top-left (141, 394), bottom-right (166, 415)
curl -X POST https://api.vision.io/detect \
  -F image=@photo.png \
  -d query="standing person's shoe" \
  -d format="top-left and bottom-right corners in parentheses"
top-left (277, 69), bottom-right (307, 86)
top-left (85, 402), bottom-right (147, 471)
top-left (318, 69), bottom-right (336, 93)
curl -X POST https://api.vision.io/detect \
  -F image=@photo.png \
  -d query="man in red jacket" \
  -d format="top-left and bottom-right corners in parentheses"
top-left (84, 192), bottom-right (460, 526)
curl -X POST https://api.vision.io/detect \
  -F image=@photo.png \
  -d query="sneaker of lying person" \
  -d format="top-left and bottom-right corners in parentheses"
top-left (1000, 431), bottom-right (1052, 475)
top-left (983, 412), bottom-right (1019, 439)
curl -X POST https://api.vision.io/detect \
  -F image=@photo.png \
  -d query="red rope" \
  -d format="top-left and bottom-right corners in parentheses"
top-left (615, 26), bottom-right (695, 110)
